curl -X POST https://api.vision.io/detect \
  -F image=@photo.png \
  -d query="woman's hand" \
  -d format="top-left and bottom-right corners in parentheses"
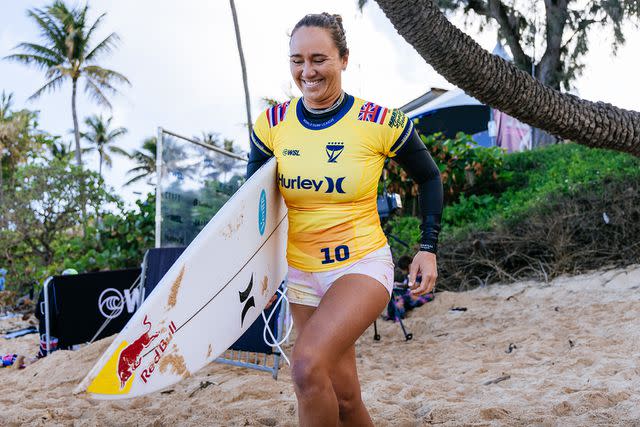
top-left (408, 251), bottom-right (438, 296)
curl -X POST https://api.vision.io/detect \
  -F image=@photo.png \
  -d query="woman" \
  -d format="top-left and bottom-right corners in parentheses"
top-left (247, 13), bottom-right (443, 426)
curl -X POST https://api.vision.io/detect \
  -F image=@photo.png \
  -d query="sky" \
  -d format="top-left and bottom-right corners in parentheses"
top-left (1, 0), bottom-right (639, 207)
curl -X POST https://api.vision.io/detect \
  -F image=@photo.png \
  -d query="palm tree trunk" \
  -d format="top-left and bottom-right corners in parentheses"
top-left (98, 151), bottom-right (103, 177)
top-left (229, 0), bottom-right (253, 141)
top-left (374, 0), bottom-right (640, 156)
top-left (71, 78), bottom-right (82, 166)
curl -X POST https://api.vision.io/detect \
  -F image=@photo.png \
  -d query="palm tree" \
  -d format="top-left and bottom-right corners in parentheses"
top-left (372, 0), bottom-right (640, 156)
top-left (81, 114), bottom-right (128, 177)
top-left (4, 1), bottom-right (130, 167)
top-left (46, 136), bottom-right (74, 161)
top-left (229, 0), bottom-right (253, 140)
top-left (124, 136), bottom-right (156, 186)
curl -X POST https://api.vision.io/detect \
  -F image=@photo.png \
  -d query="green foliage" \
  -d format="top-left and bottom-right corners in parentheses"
top-left (0, 92), bottom-right (44, 182)
top-left (54, 193), bottom-right (155, 276)
top-left (4, 0), bottom-right (130, 166)
top-left (124, 136), bottom-right (156, 186)
top-left (4, 1), bottom-right (130, 108)
top-left (81, 114), bottom-right (128, 176)
top-left (422, 132), bottom-right (504, 202)
top-left (443, 193), bottom-right (497, 232)
top-left (0, 160), bottom-right (115, 290)
top-left (442, 143), bottom-right (640, 237)
top-left (385, 216), bottom-right (421, 260)
top-left (382, 132), bottom-right (504, 215)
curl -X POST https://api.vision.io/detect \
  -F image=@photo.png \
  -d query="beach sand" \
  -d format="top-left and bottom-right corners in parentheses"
top-left (1, 265), bottom-right (639, 426)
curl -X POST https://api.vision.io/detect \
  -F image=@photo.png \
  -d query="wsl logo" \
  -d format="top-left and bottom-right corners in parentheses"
top-left (98, 287), bottom-right (144, 319)
top-left (278, 174), bottom-right (346, 194)
top-left (282, 148), bottom-right (300, 157)
top-left (325, 142), bottom-right (344, 163)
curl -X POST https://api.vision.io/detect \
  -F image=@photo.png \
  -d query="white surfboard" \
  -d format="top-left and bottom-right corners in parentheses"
top-left (75, 158), bottom-right (287, 399)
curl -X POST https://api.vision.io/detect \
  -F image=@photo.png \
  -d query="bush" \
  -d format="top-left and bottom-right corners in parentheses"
top-left (442, 143), bottom-right (640, 236)
top-left (381, 131), bottom-right (505, 215)
top-left (433, 143), bottom-right (640, 291)
top-left (384, 216), bottom-right (421, 260)
top-left (422, 132), bottom-right (504, 202)
top-left (53, 193), bottom-right (155, 277)
top-left (437, 175), bottom-right (640, 291)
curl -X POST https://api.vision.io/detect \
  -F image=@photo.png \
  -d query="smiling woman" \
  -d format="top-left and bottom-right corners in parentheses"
top-left (245, 12), bottom-right (444, 426)
top-left (289, 15), bottom-right (348, 110)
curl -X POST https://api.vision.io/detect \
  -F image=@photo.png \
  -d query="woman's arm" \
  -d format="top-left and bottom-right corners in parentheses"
top-left (393, 129), bottom-right (443, 253)
top-left (246, 140), bottom-right (273, 179)
top-left (392, 129), bottom-right (443, 295)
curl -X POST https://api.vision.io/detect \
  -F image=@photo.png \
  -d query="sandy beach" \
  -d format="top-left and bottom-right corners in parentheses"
top-left (1, 265), bottom-right (639, 426)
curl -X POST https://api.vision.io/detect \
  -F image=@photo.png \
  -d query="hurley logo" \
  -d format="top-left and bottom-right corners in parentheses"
top-left (239, 275), bottom-right (255, 327)
top-left (278, 174), bottom-right (346, 194)
top-left (325, 142), bottom-right (344, 163)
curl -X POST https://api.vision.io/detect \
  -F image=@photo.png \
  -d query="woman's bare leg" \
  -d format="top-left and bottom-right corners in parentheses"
top-left (290, 304), bottom-right (373, 426)
top-left (289, 274), bottom-right (389, 427)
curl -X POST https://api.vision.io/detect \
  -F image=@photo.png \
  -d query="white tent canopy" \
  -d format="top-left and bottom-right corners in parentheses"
top-left (405, 88), bottom-right (483, 119)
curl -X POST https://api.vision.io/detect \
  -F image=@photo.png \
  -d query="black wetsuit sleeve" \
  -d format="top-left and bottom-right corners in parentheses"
top-left (246, 140), bottom-right (273, 178)
top-left (393, 129), bottom-right (443, 254)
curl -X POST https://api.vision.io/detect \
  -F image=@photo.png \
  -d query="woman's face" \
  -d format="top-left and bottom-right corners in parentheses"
top-left (289, 26), bottom-right (348, 109)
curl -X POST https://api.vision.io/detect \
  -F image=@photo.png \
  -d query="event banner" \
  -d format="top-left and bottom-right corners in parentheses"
top-left (36, 269), bottom-right (143, 348)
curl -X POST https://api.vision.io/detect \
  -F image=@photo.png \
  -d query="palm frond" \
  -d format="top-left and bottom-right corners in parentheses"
top-left (109, 145), bottom-right (132, 158)
top-left (124, 173), bottom-right (153, 187)
top-left (3, 53), bottom-right (59, 71)
top-left (102, 152), bottom-right (113, 168)
top-left (84, 78), bottom-right (112, 109)
top-left (127, 165), bottom-right (153, 174)
top-left (70, 147), bottom-right (93, 156)
top-left (85, 32), bottom-right (120, 63)
top-left (26, 8), bottom-right (66, 51)
top-left (27, 75), bottom-right (65, 101)
top-left (11, 42), bottom-right (64, 64)
top-left (83, 65), bottom-right (131, 87)
top-left (106, 127), bottom-right (127, 140)
top-left (85, 12), bottom-right (106, 43)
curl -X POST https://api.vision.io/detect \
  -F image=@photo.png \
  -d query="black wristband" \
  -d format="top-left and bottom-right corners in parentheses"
top-left (419, 242), bottom-right (437, 254)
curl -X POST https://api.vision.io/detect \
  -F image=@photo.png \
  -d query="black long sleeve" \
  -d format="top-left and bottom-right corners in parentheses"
top-left (246, 136), bottom-right (273, 178)
top-left (393, 129), bottom-right (443, 253)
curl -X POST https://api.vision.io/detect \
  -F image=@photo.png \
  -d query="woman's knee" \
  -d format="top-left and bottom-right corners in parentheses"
top-left (291, 349), bottom-right (331, 395)
top-left (335, 388), bottom-right (362, 418)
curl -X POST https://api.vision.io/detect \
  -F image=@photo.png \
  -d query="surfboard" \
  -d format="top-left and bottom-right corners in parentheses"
top-left (75, 158), bottom-right (288, 399)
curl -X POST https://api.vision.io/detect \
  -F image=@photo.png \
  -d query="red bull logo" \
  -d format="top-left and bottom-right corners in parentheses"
top-left (140, 320), bottom-right (177, 383)
top-left (116, 315), bottom-right (159, 389)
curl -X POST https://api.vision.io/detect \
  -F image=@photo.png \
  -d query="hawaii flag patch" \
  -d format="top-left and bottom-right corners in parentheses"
top-left (358, 102), bottom-right (387, 124)
top-left (267, 101), bottom-right (291, 128)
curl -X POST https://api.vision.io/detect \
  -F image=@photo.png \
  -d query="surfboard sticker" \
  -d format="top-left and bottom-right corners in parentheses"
top-left (76, 158), bottom-right (288, 399)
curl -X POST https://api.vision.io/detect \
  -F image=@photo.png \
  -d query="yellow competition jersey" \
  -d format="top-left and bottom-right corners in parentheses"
top-left (251, 95), bottom-right (413, 272)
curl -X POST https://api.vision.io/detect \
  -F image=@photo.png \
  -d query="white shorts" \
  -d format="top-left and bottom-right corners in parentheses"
top-left (286, 245), bottom-right (395, 307)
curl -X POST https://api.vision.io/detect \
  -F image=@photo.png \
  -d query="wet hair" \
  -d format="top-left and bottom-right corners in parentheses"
top-left (291, 13), bottom-right (349, 58)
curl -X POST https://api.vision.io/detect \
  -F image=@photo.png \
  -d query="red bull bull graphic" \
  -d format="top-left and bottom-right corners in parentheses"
top-left (140, 320), bottom-right (177, 383)
top-left (83, 317), bottom-right (178, 396)
top-left (116, 315), bottom-right (160, 389)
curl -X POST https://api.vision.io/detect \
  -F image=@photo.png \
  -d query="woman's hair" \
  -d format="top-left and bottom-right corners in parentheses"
top-left (291, 13), bottom-right (348, 58)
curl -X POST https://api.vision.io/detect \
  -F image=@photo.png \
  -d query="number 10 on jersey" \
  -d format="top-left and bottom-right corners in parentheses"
top-left (321, 245), bottom-right (350, 264)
